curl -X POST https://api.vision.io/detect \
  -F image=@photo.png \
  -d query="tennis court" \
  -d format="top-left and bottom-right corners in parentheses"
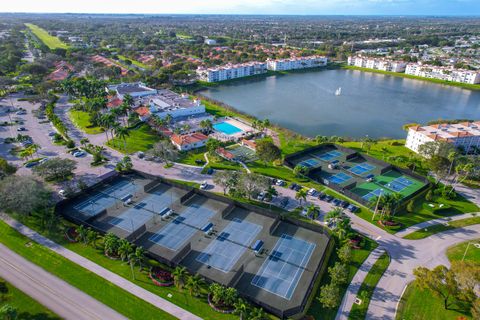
top-left (299, 158), bottom-right (320, 168)
top-left (149, 203), bottom-right (215, 251)
top-left (73, 178), bottom-right (139, 217)
top-left (251, 234), bottom-right (315, 300)
top-left (362, 188), bottom-right (387, 201)
top-left (385, 176), bottom-right (414, 192)
top-left (349, 163), bottom-right (375, 175)
top-left (316, 150), bottom-right (342, 162)
top-left (329, 172), bottom-right (352, 184)
top-left (228, 145), bottom-right (257, 162)
top-left (196, 218), bottom-right (261, 272)
top-left (108, 187), bottom-right (182, 232)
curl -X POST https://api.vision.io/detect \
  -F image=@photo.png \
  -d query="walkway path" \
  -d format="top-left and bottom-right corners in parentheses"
top-left (335, 247), bottom-right (386, 320)
top-left (0, 243), bottom-right (127, 320)
top-left (394, 212), bottom-right (478, 238)
top-left (0, 214), bottom-right (201, 320)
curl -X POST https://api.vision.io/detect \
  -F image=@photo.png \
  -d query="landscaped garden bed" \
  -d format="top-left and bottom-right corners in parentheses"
top-left (149, 268), bottom-right (174, 287)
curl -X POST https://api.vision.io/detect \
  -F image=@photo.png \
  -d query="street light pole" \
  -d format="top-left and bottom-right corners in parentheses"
top-left (372, 189), bottom-right (383, 221)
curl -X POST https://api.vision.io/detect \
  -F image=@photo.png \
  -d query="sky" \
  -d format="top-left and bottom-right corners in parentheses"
top-left (1, 0), bottom-right (479, 16)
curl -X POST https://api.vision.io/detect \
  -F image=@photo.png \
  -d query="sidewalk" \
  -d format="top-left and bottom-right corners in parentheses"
top-left (394, 212), bottom-right (478, 238)
top-left (335, 247), bottom-right (385, 320)
top-left (1, 214), bottom-right (201, 320)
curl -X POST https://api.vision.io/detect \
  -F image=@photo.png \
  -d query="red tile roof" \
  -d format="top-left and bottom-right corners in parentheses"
top-left (107, 97), bottom-right (123, 108)
top-left (171, 133), bottom-right (209, 146)
top-left (135, 106), bottom-right (150, 117)
top-left (216, 147), bottom-right (235, 160)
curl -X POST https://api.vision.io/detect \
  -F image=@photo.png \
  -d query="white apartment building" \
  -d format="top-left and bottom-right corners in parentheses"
top-left (347, 56), bottom-right (407, 72)
top-left (266, 56), bottom-right (328, 71)
top-left (405, 64), bottom-right (480, 84)
top-left (406, 122), bottom-right (480, 154)
top-left (196, 62), bottom-right (267, 83)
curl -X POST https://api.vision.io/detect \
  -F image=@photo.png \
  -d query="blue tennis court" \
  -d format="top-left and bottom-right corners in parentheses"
top-left (329, 172), bottom-right (352, 184)
top-left (316, 150), bottom-right (342, 162)
top-left (362, 188), bottom-right (387, 201)
top-left (108, 187), bottom-right (182, 232)
top-left (385, 176), bottom-right (413, 192)
top-left (299, 158), bottom-right (320, 168)
top-left (149, 203), bottom-right (215, 251)
top-left (251, 234), bottom-right (315, 300)
top-left (73, 179), bottom-right (139, 217)
top-left (349, 163), bottom-right (375, 175)
top-left (196, 218), bottom-right (261, 272)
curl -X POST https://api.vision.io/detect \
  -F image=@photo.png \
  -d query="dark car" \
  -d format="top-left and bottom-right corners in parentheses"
top-left (347, 204), bottom-right (359, 213)
top-left (332, 198), bottom-right (342, 206)
top-left (317, 192), bottom-right (326, 200)
top-left (325, 195), bottom-right (334, 202)
top-left (340, 200), bottom-right (350, 208)
top-left (270, 178), bottom-right (278, 185)
top-left (195, 159), bottom-right (205, 165)
top-left (206, 168), bottom-right (214, 175)
top-left (294, 184), bottom-right (302, 191)
top-left (24, 161), bottom-right (39, 168)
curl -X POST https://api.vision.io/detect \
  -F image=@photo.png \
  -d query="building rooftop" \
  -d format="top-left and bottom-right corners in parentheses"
top-left (171, 132), bottom-right (209, 146)
top-left (107, 82), bottom-right (157, 96)
top-left (142, 89), bottom-right (202, 113)
top-left (410, 121), bottom-right (480, 141)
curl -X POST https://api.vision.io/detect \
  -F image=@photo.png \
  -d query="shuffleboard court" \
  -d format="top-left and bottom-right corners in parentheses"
top-left (73, 178), bottom-right (139, 217)
top-left (149, 203), bottom-right (215, 251)
top-left (196, 218), bottom-right (261, 272)
top-left (299, 158), bottom-right (320, 168)
top-left (251, 234), bottom-right (315, 300)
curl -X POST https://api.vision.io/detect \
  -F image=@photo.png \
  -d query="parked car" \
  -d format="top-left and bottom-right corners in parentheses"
top-left (73, 151), bottom-right (85, 157)
top-left (200, 181), bottom-right (208, 190)
top-left (195, 159), bottom-right (205, 165)
top-left (276, 180), bottom-right (286, 186)
top-left (257, 191), bottom-right (266, 201)
top-left (137, 151), bottom-right (145, 159)
top-left (15, 110), bottom-right (26, 115)
top-left (24, 161), bottom-right (39, 168)
top-left (289, 183), bottom-right (297, 190)
top-left (16, 127), bottom-right (26, 131)
top-left (58, 189), bottom-right (67, 197)
top-left (325, 195), bottom-right (334, 202)
top-left (294, 184), bottom-right (302, 191)
top-left (332, 198), bottom-right (342, 206)
top-left (48, 131), bottom-right (56, 137)
top-left (206, 168), bottom-right (214, 175)
top-left (318, 192), bottom-right (326, 200)
top-left (270, 178), bottom-right (277, 185)
top-left (347, 204), bottom-right (359, 213)
top-left (340, 200), bottom-right (350, 208)
top-left (307, 188), bottom-right (317, 196)
top-left (39, 158), bottom-right (48, 164)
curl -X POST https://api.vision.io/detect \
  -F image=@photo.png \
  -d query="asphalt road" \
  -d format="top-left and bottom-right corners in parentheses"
top-left (0, 243), bottom-right (127, 320)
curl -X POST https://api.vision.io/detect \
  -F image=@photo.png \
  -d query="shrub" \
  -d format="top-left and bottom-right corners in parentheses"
top-left (406, 200), bottom-right (414, 213)
top-left (66, 140), bottom-right (75, 148)
top-left (425, 190), bottom-right (433, 201)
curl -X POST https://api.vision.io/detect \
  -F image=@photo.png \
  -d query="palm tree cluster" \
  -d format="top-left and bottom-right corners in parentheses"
top-left (368, 192), bottom-right (402, 222)
top-left (251, 118), bottom-right (270, 134)
top-left (171, 266), bottom-right (205, 297)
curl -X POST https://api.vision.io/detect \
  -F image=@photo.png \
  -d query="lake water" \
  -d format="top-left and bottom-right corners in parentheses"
top-left (201, 69), bottom-right (480, 139)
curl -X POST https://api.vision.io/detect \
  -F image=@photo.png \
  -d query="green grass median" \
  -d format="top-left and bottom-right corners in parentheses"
top-left (403, 216), bottom-right (480, 240)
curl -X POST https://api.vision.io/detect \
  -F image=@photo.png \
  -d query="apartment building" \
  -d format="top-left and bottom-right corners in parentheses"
top-left (405, 64), bottom-right (480, 84)
top-left (141, 89), bottom-right (206, 120)
top-left (406, 122), bottom-right (480, 154)
top-left (107, 82), bottom-right (157, 99)
top-left (196, 62), bottom-right (267, 82)
top-left (347, 56), bottom-right (407, 72)
top-left (266, 55), bottom-right (328, 71)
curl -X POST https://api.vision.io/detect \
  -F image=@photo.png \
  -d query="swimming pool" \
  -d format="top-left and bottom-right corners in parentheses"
top-left (213, 122), bottom-right (243, 135)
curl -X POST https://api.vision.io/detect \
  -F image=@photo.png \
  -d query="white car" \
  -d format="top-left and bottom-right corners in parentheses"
top-left (58, 189), bottom-right (66, 197)
top-left (275, 179), bottom-right (286, 186)
top-left (200, 181), bottom-right (208, 190)
top-left (73, 151), bottom-right (85, 157)
top-left (307, 188), bottom-right (317, 196)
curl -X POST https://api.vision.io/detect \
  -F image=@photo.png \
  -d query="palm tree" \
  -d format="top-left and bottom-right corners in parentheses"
top-left (295, 189), bottom-right (307, 206)
top-left (306, 203), bottom-right (319, 221)
top-left (86, 228), bottom-right (99, 248)
top-left (117, 239), bottom-right (133, 261)
top-left (114, 126), bottom-right (130, 151)
top-left (185, 274), bottom-right (205, 297)
top-left (223, 287), bottom-right (238, 307)
top-left (103, 232), bottom-right (120, 257)
top-left (134, 246), bottom-right (146, 271)
top-left (233, 298), bottom-right (249, 320)
top-left (209, 283), bottom-right (224, 305)
top-left (100, 113), bottom-right (115, 142)
top-left (0, 304), bottom-right (18, 320)
top-left (76, 225), bottom-right (88, 244)
top-left (172, 266), bottom-right (188, 290)
top-left (250, 307), bottom-right (267, 320)
top-left (80, 138), bottom-right (90, 148)
top-left (127, 252), bottom-right (139, 280)
top-left (447, 151), bottom-right (458, 180)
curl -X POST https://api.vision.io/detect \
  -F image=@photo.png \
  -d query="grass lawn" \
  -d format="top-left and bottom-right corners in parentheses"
top-left (68, 109), bottom-right (104, 134)
top-left (278, 130), bottom-right (316, 156)
top-left (446, 238), bottom-right (480, 263)
top-left (25, 23), bottom-right (69, 50)
top-left (396, 282), bottom-right (472, 320)
top-left (177, 147), bottom-right (207, 166)
top-left (349, 252), bottom-right (390, 320)
top-left (306, 237), bottom-right (378, 319)
top-left (0, 219), bottom-right (177, 320)
top-left (107, 124), bottom-right (161, 154)
top-left (118, 55), bottom-right (149, 69)
top-left (403, 215), bottom-right (480, 240)
top-left (0, 277), bottom-right (59, 320)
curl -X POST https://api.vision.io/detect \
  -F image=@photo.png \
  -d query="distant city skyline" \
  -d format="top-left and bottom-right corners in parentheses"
top-left (1, 0), bottom-right (480, 16)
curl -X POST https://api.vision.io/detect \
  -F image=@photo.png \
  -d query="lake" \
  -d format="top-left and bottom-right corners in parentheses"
top-left (201, 69), bottom-right (480, 139)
